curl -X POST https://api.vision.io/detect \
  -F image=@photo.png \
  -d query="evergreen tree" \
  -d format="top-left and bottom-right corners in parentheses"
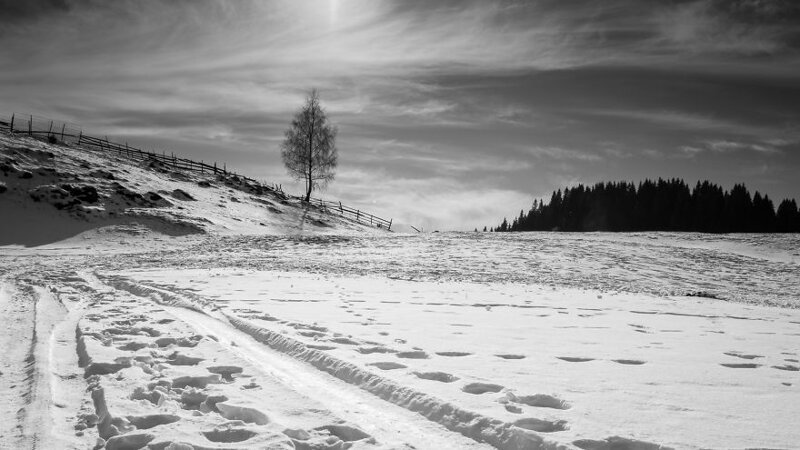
top-left (776, 199), bottom-right (799, 232)
top-left (752, 192), bottom-right (776, 232)
top-left (499, 218), bottom-right (508, 232)
top-left (491, 180), bottom-right (793, 234)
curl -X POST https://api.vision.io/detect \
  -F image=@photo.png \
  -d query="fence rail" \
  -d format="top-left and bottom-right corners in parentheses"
top-left (309, 198), bottom-right (392, 230)
top-left (0, 112), bottom-right (392, 230)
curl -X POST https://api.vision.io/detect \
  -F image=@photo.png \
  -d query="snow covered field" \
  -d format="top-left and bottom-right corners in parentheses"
top-left (2, 134), bottom-right (799, 449)
top-left (2, 231), bottom-right (799, 449)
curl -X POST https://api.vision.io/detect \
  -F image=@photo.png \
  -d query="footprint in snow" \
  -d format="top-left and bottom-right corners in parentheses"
top-left (513, 417), bottom-right (568, 433)
top-left (505, 393), bottom-right (571, 410)
top-left (557, 356), bottom-right (595, 363)
top-left (413, 372), bottom-right (459, 383)
top-left (368, 362), bottom-right (407, 370)
top-left (611, 359), bottom-right (646, 365)
top-left (723, 351), bottom-right (763, 360)
top-left (396, 350), bottom-right (429, 359)
top-left (495, 354), bottom-right (526, 360)
top-left (462, 382), bottom-right (504, 395)
top-left (720, 363), bottom-right (761, 369)
top-left (436, 351), bottom-right (472, 357)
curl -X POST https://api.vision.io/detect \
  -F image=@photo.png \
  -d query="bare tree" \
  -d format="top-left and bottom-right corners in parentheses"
top-left (280, 89), bottom-right (338, 202)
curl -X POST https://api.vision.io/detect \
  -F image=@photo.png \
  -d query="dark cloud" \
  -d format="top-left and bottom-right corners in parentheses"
top-left (425, 66), bottom-right (800, 128)
top-left (710, 0), bottom-right (800, 50)
top-left (0, 0), bottom-right (71, 23)
top-left (711, 0), bottom-right (800, 25)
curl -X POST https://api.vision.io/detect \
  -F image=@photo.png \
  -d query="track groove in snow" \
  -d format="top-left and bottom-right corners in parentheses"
top-left (0, 281), bottom-right (36, 448)
top-left (0, 274), bottom-right (95, 449)
top-left (222, 314), bottom-right (564, 449)
top-left (102, 276), bottom-right (500, 449)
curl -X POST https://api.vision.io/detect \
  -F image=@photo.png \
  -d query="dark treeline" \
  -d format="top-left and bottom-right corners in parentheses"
top-left (491, 179), bottom-right (800, 233)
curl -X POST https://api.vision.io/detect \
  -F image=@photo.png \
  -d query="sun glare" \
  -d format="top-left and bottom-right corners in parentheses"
top-left (329, 0), bottom-right (339, 27)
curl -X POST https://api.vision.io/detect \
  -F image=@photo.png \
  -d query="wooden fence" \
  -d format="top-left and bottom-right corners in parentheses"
top-left (309, 198), bottom-right (392, 230)
top-left (0, 112), bottom-right (392, 230)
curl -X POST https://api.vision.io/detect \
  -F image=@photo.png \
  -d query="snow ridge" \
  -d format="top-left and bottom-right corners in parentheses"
top-left (104, 278), bottom-right (210, 313)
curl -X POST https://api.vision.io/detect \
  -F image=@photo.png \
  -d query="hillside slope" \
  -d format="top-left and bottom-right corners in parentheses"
top-left (0, 132), bottom-right (380, 246)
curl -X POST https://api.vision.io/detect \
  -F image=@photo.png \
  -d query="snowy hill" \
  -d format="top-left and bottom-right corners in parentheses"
top-left (0, 132), bottom-right (381, 246)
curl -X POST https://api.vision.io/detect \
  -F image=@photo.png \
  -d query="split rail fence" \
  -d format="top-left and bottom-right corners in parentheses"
top-left (0, 112), bottom-right (392, 230)
top-left (309, 198), bottom-right (392, 230)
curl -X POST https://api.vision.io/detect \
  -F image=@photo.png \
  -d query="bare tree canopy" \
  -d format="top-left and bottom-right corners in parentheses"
top-left (280, 89), bottom-right (338, 202)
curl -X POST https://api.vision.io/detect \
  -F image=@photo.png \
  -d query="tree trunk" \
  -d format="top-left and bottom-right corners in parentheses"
top-left (305, 104), bottom-right (316, 203)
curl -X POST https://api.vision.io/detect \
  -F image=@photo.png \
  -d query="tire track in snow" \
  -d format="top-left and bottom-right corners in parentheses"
top-left (165, 306), bottom-right (495, 449)
top-left (0, 281), bottom-right (36, 447)
top-left (100, 276), bottom-right (501, 450)
top-left (30, 285), bottom-right (93, 449)
top-left (1, 269), bottom-right (99, 449)
top-left (105, 276), bottom-right (573, 450)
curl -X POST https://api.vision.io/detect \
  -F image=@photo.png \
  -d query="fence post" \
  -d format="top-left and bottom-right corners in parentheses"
top-left (356, 210), bottom-right (360, 221)
top-left (60, 123), bottom-right (65, 141)
top-left (78, 130), bottom-right (82, 145)
top-left (47, 120), bottom-right (53, 137)
top-left (28, 115), bottom-right (32, 136)
top-left (214, 162), bottom-right (217, 174)
top-left (388, 219), bottom-right (392, 231)
top-left (339, 201), bottom-right (343, 213)
top-left (9, 114), bottom-right (14, 132)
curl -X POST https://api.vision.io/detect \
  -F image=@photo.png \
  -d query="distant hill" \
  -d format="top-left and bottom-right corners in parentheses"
top-left (491, 179), bottom-right (800, 233)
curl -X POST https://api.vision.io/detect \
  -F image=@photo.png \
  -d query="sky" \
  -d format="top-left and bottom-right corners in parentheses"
top-left (1, 0), bottom-right (799, 231)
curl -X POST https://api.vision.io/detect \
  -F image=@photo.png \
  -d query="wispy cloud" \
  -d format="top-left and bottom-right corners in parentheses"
top-left (679, 139), bottom-right (781, 157)
top-left (653, 0), bottom-right (800, 56)
top-left (582, 109), bottom-right (729, 131)
top-left (706, 140), bottom-right (780, 154)
top-left (527, 146), bottom-right (603, 162)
